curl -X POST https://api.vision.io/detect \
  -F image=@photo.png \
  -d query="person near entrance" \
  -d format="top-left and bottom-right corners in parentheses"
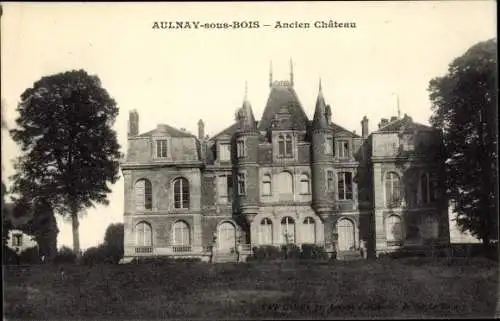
top-left (236, 239), bottom-right (242, 263)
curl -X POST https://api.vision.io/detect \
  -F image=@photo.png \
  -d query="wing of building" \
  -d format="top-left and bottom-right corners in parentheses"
top-left (120, 69), bottom-right (450, 262)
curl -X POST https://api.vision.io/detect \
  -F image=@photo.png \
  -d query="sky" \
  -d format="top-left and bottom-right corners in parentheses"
top-left (1, 1), bottom-right (495, 250)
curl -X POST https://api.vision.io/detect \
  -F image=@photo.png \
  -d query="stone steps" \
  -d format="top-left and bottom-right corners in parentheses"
top-left (213, 253), bottom-right (238, 263)
top-left (337, 250), bottom-right (363, 261)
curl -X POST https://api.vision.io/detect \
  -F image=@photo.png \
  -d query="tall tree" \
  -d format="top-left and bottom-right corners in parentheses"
top-left (428, 38), bottom-right (498, 251)
top-left (10, 69), bottom-right (122, 259)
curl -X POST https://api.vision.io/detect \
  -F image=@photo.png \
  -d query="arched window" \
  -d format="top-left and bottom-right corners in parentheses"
top-left (302, 217), bottom-right (316, 244)
top-left (385, 172), bottom-right (401, 207)
top-left (262, 174), bottom-right (272, 196)
top-left (135, 179), bottom-right (152, 211)
top-left (174, 178), bottom-right (189, 209)
top-left (386, 215), bottom-right (403, 243)
top-left (260, 218), bottom-right (273, 245)
top-left (173, 221), bottom-right (190, 245)
top-left (136, 221), bottom-right (152, 246)
top-left (281, 216), bottom-right (295, 244)
top-left (277, 171), bottom-right (293, 195)
top-left (420, 215), bottom-right (439, 240)
top-left (299, 174), bottom-right (310, 194)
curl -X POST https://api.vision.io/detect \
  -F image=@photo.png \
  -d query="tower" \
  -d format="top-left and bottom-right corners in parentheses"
top-left (234, 82), bottom-right (260, 225)
top-left (311, 79), bottom-right (334, 216)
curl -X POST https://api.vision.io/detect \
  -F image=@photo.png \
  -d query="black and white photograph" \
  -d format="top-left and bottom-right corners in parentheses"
top-left (1, 1), bottom-right (498, 319)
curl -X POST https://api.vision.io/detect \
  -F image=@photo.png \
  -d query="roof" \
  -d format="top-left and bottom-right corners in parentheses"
top-left (258, 81), bottom-right (309, 131)
top-left (209, 122), bottom-right (240, 141)
top-left (138, 124), bottom-right (197, 138)
top-left (330, 122), bottom-right (360, 138)
top-left (375, 114), bottom-right (434, 133)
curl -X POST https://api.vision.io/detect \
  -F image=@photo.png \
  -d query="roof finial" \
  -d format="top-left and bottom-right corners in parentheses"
top-left (319, 77), bottom-right (323, 93)
top-left (397, 94), bottom-right (401, 119)
top-left (290, 58), bottom-right (294, 87)
top-left (269, 60), bottom-right (273, 88)
top-left (244, 80), bottom-right (248, 101)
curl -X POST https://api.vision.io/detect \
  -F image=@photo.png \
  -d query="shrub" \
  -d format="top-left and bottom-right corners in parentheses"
top-left (301, 244), bottom-right (328, 260)
top-left (19, 246), bottom-right (41, 264)
top-left (82, 246), bottom-right (108, 265)
top-left (252, 245), bottom-right (282, 260)
top-left (281, 244), bottom-right (301, 259)
top-left (54, 246), bottom-right (77, 264)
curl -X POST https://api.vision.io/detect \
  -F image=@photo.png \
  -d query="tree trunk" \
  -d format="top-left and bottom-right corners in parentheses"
top-left (71, 207), bottom-right (81, 260)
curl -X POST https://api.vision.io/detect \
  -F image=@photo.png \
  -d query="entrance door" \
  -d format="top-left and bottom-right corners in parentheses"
top-left (337, 219), bottom-right (355, 251)
top-left (218, 222), bottom-right (236, 252)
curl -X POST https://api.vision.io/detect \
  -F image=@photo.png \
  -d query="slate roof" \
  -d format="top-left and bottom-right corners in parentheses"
top-left (138, 124), bottom-right (197, 138)
top-left (375, 115), bottom-right (433, 133)
top-left (258, 81), bottom-right (309, 131)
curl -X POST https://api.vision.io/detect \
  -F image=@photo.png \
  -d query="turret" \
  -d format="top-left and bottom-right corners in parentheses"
top-left (311, 79), bottom-right (329, 130)
top-left (128, 110), bottom-right (139, 137)
top-left (234, 82), bottom-right (259, 222)
top-left (311, 79), bottom-right (334, 214)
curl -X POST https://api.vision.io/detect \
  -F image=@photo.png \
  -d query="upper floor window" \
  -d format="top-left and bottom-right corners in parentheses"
top-left (327, 170), bottom-right (335, 191)
top-left (278, 134), bottom-right (293, 157)
top-left (219, 143), bottom-right (231, 161)
top-left (299, 174), bottom-right (310, 194)
top-left (236, 139), bottom-right (245, 158)
top-left (277, 171), bottom-right (293, 194)
top-left (12, 233), bottom-right (22, 247)
top-left (338, 172), bottom-right (353, 200)
top-left (237, 172), bottom-right (246, 195)
top-left (337, 140), bottom-right (350, 159)
top-left (262, 174), bottom-right (272, 196)
top-left (156, 140), bottom-right (168, 158)
top-left (420, 172), bottom-right (437, 204)
top-left (135, 179), bottom-right (153, 211)
top-left (385, 172), bottom-right (401, 207)
top-left (325, 136), bottom-right (335, 155)
top-left (173, 178), bottom-right (189, 209)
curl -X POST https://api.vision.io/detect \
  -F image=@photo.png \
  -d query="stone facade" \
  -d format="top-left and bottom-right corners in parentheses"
top-left (121, 73), bottom-right (450, 261)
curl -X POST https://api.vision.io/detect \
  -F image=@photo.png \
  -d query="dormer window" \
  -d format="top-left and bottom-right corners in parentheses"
top-left (278, 134), bottom-right (293, 158)
top-left (337, 140), bottom-right (350, 159)
top-left (156, 139), bottom-right (168, 158)
top-left (219, 143), bottom-right (231, 161)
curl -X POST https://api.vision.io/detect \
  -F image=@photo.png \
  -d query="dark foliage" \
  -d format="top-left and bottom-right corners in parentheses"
top-left (18, 246), bottom-right (41, 264)
top-left (53, 246), bottom-right (77, 264)
top-left (9, 69), bottom-right (122, 257)
top-left (248, 244), bottom-right (330, 261)
top-left (2, 245), bottom-right (19, 265)
top-left (428, 38), bottom-right (498, 249)
top-left (300, 244), bottom-right (328, 260)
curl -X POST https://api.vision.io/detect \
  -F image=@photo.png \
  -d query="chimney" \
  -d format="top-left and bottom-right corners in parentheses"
top-left (198, 119), bottom-right (205, 140)
top-left (378, 118), bottom-right (389, 129)
top-left (361, 116), bottom-right (369, 138)
top-left (128, 110), bottom-right (139, 137)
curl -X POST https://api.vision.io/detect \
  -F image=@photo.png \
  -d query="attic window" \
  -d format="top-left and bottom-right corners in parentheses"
top-left (156, 140), bottom-right (168, 158)
top-left (337, 140), bottom-right (350, 159)
top-left (278, 134), bottom-right (293, 158)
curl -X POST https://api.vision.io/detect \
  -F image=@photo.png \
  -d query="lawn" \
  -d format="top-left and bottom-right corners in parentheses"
top-left (3, 257), bottom-right (499, 320)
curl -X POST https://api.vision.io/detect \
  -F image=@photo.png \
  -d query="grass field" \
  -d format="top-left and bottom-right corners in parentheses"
top-left (4, 257), bottom-right (499, 319)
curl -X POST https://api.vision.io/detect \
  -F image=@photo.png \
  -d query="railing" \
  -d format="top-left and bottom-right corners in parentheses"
top-left (172, 245), bottom-right (192, 253)
top-left (135, 247), bottom-right (153, 254)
